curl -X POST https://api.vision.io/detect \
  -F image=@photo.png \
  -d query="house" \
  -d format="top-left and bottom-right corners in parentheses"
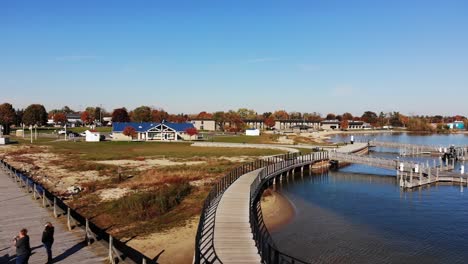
top-left (66, 113), bottom-right (82, 127)
top-left (244, 119), bottom-right (265, 130)
top-left (320, 120), bottom-right (341, 130)
top-left (448, 121), bottom-right (465, 130)
top-left (85, 130), bottom-right (101, 142)
top-left (190, 119), bottom-right (217, 131)
top-left (245, 128), bottom-right (260, 136)
top-left (112, 122), bottom-right (196, 141)
top-left (347, 121), bottom-right (373, 130)
top-left (274, 120), bottom-right (321, 131)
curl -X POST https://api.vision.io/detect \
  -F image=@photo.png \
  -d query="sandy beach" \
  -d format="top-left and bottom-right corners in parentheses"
top-left (261, 189), bottom-right (295, 232)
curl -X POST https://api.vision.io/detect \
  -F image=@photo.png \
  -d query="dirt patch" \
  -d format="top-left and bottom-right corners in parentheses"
top-left (127, 218), bottom-right (198, 264)
top-left (94, 159), bottom-right (206, 171)
top-left (99, 187), bottom-right (131, 201)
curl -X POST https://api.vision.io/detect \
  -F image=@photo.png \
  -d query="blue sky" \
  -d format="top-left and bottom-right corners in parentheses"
top-left (1, 0), bottom-right (467, 116)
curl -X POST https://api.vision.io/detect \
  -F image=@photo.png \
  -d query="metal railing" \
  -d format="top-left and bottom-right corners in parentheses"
top-left (194, 152), bottom-right (301, 263)
top-left (249, 152), bottom-right (329, 264)
top-left (0, 159), bottom-right (152, 264)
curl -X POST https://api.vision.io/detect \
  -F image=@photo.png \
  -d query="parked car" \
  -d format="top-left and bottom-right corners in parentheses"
top-left (79, 132), bottom-right (87, 137)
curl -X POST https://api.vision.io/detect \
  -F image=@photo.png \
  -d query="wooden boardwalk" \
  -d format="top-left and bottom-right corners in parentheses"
top-left (213, 169), bottom-right (263, 264)
top-left (0, 170), bottom-right (108, 264)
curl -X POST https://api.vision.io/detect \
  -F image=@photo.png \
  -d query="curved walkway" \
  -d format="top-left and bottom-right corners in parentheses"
top-left (0, 170), bottom-right (108, 264)
top-left (213, 169), bottom-right (263, 264)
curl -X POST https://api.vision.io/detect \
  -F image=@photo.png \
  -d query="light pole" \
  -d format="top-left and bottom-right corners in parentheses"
top-left (64, 124), bottom-right (67, 141)
top-left (29, 125), bottom-right (33, 143)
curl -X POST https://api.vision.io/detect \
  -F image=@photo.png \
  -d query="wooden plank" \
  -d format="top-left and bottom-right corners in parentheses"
top-left (213, 169), bottom-right (262, 264)
top-left (0, 170), bottom-right (108, 264)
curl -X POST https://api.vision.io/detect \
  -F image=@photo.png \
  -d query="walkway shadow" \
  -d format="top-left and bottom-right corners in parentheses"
top-left (31, 244), bottom-right (44, 251)
top-left (51, 241), bottom-right (86, 263)
top-left (152, 249), bottom-right (164, 263)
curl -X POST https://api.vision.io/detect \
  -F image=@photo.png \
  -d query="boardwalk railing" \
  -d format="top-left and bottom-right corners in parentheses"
top-left (194, 152), bottom-right (301, 263)
top-left (249, 152), bottom-right (329, 264)
top-left (0, 159), bottom-right (152, 264)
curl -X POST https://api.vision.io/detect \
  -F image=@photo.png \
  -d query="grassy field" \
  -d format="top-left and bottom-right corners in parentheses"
top-left (40, 141), bottom-right (284, 160)
top-left (3, 134), bottom-right (289, 244)
top-left (211, 134), bottom-right (280, 144)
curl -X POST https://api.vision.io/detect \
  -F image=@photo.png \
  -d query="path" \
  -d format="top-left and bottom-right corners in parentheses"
top-left (0, 170), bottom-right (108, 264)
top-left (213, 169), bottom-right (263, 264)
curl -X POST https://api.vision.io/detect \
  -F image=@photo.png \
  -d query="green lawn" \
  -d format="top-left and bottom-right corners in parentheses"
top-left (211, 134), bottom-right (280, 144)
top-left (9, 139), bottom-right (284, 160)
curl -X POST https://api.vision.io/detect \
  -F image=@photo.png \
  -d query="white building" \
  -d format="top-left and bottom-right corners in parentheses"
top-left (85, 130), bottom-right (101, 142)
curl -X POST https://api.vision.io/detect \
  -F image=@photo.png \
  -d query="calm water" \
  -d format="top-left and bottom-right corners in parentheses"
top-left (272, 133), bottom-right (468, 263)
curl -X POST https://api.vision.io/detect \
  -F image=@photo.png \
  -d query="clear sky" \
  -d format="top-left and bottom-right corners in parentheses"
top-left (1, 0), bottom-right (467, 116)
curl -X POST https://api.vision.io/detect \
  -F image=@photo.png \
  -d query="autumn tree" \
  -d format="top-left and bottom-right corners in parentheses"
top-left (325, 113), bottom-right (336, 120)
top-left (53, 112), bottom-right (67, 125)
top-left (225, 111), bottom-right (245, 132)
top-left (342, 112), bottom-right (353, 120)
top-left (122, 126), bottom-right (136, 140)
top-left (264, 115), bottom-right (276, 129)
top-left (0, 103), bottom-right (16, 134)
top-left (361, 111), bottom-right (378, 124)
top-left (151, 109), bottom-right (169, 122)
top-left (185, 127), bottom-right (198, 140)
top-left (81, 111), bottom-right (94, 125)
top-left (237, 108), bottom-right (257, 119)
top-left (22, 104), bottom-right (48, 126)
top-left (213, 111), bottom-right (226, 131)
top-left (15, 109), bottom-right (24, 126)
top-left (196, 111), bottom-right (213, 120)
top-left (167, 114), bottom-right (188, 123)
top-left (340, 119), bottom-right (349, 130)
top-left (273, 110), bottom-right (289, 120)
top-left (131, 106), bottom-right (152, 122)
top-left (112, 108), bottom-right (130, 123)
top-left (289, 111), bottom-right (302, 120)
top-left (304, 112), bottom-right (322, 122)
top-left (262, 112), bottom-right (272, 119)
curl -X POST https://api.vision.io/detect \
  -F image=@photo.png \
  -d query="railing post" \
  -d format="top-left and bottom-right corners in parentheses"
top-left (109, 235), bottom-right (114, 263)
top-left (67, 207), bottom-right (72, 231)
top-left (86, 218), bottom-right (91, 245)
top-left (42, 191), bottom-right (46, 207)
top-left (33, 183), bottom-right (37, 199)
top-left (53, 197), bottom-right (58, 218)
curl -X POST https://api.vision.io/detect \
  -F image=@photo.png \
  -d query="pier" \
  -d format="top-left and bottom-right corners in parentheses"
top-left (0, 169), bottom-right (108, 264)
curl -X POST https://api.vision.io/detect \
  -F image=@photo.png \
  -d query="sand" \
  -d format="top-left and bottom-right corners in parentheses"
top-left (261, 189), bottom-right (295, 232)
top-left (127, 218), bottom-right (198, 264)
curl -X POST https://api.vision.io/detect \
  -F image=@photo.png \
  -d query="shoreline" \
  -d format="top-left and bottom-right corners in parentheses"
top-left (261, 189), bottom-right (295, 233)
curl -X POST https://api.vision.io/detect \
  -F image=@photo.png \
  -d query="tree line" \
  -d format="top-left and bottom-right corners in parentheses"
top-left (1, 102), bottom-right (467, 134)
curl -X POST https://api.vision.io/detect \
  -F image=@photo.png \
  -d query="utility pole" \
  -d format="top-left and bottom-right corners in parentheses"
top-left (99, 104), bottom-right (102, 125)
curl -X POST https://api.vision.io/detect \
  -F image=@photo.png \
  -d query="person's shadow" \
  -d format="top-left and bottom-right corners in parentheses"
top-left (51, 241), bottom-right (86, 263)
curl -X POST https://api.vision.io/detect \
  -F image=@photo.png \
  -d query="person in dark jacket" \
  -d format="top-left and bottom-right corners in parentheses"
top-left (41, 222), bottom-right (54, 263)
top-left (14, 228), bottom-right (31, 264)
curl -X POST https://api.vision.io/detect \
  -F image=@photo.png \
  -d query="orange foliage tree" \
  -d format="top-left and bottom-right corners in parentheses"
top-left (123, 126), bottom-right (136, 140)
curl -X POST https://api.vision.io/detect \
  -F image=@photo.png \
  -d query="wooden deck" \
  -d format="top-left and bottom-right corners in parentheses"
top-left (213, 169), bottom-right (263, 264)
top-left (0, 170), bottom-right (108, 264)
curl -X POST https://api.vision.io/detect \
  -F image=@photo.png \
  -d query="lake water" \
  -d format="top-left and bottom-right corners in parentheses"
top-left (272, 133), bottom-right (468, 263)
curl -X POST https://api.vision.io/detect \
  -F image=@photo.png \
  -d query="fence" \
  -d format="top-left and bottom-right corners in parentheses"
top-left (249, 152), bottom-right (329, 264)
top-left (0, 159), bottom-right (152, 264)
top-left (194, 152), bottom-right (301, 263)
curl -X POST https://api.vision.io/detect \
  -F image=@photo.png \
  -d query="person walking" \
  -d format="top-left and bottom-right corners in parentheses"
top-left (42, 222), bottom-right (55, 264)
top-left (13, 228), bottom-right (31, 264)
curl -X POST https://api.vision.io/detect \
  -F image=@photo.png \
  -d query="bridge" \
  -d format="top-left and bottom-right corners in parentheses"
top-left (367, 140), bottom-right (468, 160)
top-left (195, 144), bottom-right (364, 264)
top-left (195, 140), bottom-right (468, 263)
